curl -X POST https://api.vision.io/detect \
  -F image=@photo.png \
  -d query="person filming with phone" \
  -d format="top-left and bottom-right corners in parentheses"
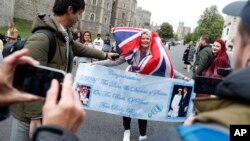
top-left (9, 0), bottom-right (118, 140)
top-left (0, 49), bottom-right (85, 141)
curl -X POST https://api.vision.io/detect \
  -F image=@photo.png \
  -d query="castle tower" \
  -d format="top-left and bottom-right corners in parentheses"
top-left (80, 0), bottom-right (113, 34)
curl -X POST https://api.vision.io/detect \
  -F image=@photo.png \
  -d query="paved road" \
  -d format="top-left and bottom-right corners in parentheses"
top-left (0, 45), bottom-right (191, 141)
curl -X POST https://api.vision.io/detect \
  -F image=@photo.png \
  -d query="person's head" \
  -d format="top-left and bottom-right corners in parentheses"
top-left (212, 38), bottom-right (227, 55)
top-left (223, 0), bottom-right (250, 70)
top-left (81, 87), bottom-right (88, 96)
top-left (105, 33), bottom-right (110, 39)
top-left (53, 0), bottom-right (85, 27)
top-left (72, 28), bottom-right (80, 40)
top-left (183, 87), bottom-right (187, 93)
top-left (82, 31), bottom-right (92, 43)
top-left (193, 42), bottom-right (196, 46)
top-left (77, 32), bottom-right (81, 38)
top-left (8, 22), bottom-right (14, 29)
top-left (198, 34), bottom-right (210, 47)
top-left (178, 88), bottom-right (182, 94)
top-left (97, 33), bottom-right (101, 39)
top-left (140, 29), bottom-right (152, 50)
top-left (161, 39), bottom-right (166, 45)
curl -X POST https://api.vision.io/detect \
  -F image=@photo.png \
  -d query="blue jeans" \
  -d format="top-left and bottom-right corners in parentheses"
top-left (10, 117), bottom-right (30, 141)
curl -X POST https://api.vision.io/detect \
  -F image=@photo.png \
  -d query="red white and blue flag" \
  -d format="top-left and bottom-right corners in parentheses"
top-left (112, 27), bottom-right (174, 78)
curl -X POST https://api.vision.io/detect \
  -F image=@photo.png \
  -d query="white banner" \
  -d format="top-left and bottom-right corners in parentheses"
top-left (73, 64), bottom-right (195, 122)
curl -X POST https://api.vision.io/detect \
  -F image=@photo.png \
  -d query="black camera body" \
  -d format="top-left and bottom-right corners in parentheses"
top-left (217, 67), bottom-right (232, 77)
top-left (194, 68), bottom-right (232, 94)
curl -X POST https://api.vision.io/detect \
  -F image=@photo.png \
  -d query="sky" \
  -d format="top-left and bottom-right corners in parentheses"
top-left (137, 0), bottom-right (238, 32)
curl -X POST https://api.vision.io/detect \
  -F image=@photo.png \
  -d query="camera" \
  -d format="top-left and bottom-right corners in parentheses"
top-left (194, 67), bottom-right (232, 94)
top-left (217, 67), bottom-right (232, 77)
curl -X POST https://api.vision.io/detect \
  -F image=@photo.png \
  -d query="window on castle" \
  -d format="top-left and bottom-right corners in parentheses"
top-left (122, 13), bottom-right (125, 19)
top-left (92, 0), bottom-right (97, 5)
top-left (104, 17), bottom-right (108, 24)
top-left (226, 28), bottom-right (229, 35)
top-left (123, 3), bottom-right (126, 8)
top-left (90, 13), bottom-right (95, 21)
top-left (107, 2), bottom-right (110, 9)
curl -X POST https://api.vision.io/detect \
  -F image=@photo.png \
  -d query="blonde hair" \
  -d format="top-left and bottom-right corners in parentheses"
top-left (141, 29), bottom-right (151, 37)
top-left (140, 29), bottom-right (152, 50)
top-left (134, 29), bottom-right (151, 62)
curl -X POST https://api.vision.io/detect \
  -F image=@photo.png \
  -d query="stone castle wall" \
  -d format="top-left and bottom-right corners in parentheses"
top-left (0, 0), bottom-right (15, 27)
top-left (0, 0), bottom-right (145, 34)
top-left (14, 0), bottom-right (53, 21)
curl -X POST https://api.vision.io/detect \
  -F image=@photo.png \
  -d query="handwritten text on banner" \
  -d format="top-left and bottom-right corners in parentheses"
top-left (73, 64), bottom-right (195, 122)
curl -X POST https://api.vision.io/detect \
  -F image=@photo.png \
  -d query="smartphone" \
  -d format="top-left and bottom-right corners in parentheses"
top-left (13, 64), bottom-right (66, 97)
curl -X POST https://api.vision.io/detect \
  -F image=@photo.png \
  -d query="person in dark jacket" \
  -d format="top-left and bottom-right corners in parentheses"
top-left (0, 49), bottom-right (84, 141)
top-left (145, 1), bottom-right (250, 141)
top-left (9, 0), bottom-right (117, 140)
top-left (182, 46), bottom-right (190, 69)
top-left (102, 33), bottom-right (112, 53)
top-left (192, 34), bottom-right (213, 80)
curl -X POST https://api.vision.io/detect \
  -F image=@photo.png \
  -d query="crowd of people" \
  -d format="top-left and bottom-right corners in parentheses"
top-left (1, 0), bottom-right (250, 141)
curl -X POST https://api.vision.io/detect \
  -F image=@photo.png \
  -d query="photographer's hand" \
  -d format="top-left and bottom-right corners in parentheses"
top-left (0, 49), bottom-right (41, 107)
top-left (43, 74), bottom-right (85, 133)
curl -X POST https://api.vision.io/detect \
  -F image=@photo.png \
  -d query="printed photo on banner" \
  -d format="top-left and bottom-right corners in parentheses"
top-left (76, 84), bottom-right (91, 106)
top-left (168, 85), bottom-right (193, 118)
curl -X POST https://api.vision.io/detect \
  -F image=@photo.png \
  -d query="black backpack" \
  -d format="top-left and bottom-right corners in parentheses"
top-left (2, 28), bottom-right (56, 63)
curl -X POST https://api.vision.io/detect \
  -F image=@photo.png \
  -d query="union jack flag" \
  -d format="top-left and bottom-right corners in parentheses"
top-left (112, 27), bottom-right (174, 78)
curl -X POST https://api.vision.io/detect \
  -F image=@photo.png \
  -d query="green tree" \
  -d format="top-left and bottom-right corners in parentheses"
top-left (184, 33), bottom-right (193, 43)
top-left (173, 34), bottom-right (178, 41)
top-left (157, 22), bottom-right (174, 39)
top-left (194, 5), bottom-right (224, 42)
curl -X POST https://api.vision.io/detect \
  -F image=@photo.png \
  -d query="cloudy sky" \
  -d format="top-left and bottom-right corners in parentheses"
top-left (137, 0), bottom-right (238, 32)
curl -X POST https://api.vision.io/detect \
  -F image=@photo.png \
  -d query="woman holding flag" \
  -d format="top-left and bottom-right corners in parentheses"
top-left (94, 28), bottom-right (189, 141)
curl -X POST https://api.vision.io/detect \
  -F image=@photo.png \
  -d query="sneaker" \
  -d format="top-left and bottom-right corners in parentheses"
top-left (123, 130), bottom-right (130, 141)
top-left (139, 135), bottom-right (147, 141)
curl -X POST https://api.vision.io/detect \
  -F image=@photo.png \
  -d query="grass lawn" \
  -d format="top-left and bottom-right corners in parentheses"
top-left (0, 18), bottom-right (111, 41)
top-left (0, 18), bottom-right (32, 38)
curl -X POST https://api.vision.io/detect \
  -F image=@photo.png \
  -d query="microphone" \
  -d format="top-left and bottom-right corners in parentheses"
top-left (111, 50), bottom-right (133, 60)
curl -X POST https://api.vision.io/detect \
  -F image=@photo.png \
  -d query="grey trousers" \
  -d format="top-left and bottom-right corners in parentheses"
top-left (10, 117), bottom-right (30, 141)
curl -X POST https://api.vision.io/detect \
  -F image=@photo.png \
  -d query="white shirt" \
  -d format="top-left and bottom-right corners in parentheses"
top-left (93, 38), bottom-right (104, 50)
